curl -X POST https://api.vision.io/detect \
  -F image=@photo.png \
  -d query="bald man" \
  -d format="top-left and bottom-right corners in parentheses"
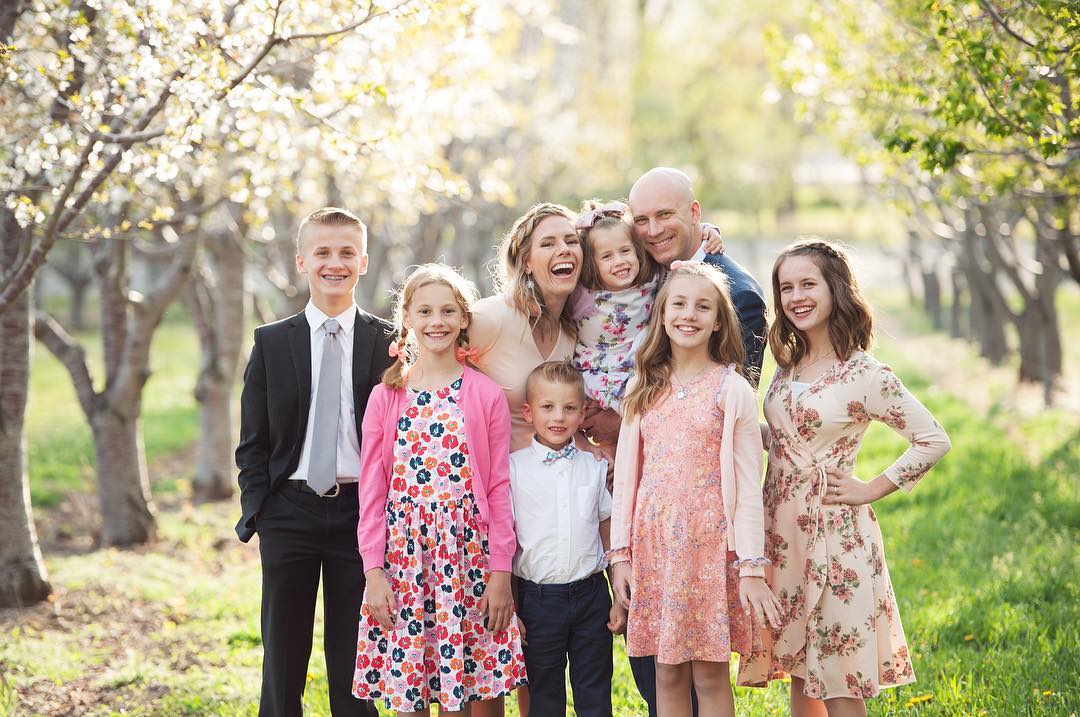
top-left (583, 167), bottom-right (768, 717)
top-left (629, 167), bottom-right (767, 378)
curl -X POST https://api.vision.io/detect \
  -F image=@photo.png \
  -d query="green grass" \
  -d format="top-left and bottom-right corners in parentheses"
top-left (4, 305), bottom-right (1079, 715)
top-left (25, 305), bottom-right (201, 507)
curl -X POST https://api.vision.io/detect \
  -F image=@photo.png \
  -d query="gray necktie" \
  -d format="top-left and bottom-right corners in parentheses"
top-left (307, 318), bottom-right (341, 495)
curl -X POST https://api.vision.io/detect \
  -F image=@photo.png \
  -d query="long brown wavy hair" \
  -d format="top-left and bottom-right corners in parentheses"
top-left (382, 263), bottom-right (480, 389)
top-left (491, 202), bottom-right (579, 336)
top-left (622, 262), bottom-right (744, 418)
top-left (768, 238), bottom-right (874, 370)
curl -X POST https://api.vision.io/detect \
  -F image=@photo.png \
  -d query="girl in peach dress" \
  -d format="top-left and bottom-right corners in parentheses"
top-left (738, 239), bottom-right (951, 716)
top-left (609, 261), bottom-right (780, 717)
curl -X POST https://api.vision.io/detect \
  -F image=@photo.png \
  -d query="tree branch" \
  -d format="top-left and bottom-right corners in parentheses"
top-left (0, 135), bottom-right (96, 316)
top-left (977, 0), bottom-right (1039, 49)
top-left (32, 311), bottom-right (96, 418)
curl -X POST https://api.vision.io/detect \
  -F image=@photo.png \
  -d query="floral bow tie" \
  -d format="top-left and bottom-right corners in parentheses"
top-left (542, 444), bottom-right (579, 465)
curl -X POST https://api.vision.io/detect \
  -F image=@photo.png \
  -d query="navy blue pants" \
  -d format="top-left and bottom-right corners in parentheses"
top-left (518, 572), bottom-right (613, 717)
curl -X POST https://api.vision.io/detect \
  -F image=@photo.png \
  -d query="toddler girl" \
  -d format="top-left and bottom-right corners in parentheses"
top-left (353, 264), bottom-right (527, 715)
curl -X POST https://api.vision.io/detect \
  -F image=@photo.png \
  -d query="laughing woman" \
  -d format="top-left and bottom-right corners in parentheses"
top-left (468, 202), bottom-right (584, 717)
top-left (471, 203), bottom-right (583, 453)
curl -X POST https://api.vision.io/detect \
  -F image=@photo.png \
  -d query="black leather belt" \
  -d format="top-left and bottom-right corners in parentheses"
top-left (289, 481), bottom-right (358, 498)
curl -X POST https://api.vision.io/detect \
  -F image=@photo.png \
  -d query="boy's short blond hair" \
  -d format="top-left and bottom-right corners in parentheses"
top-left (296, 207), bottom-right (367, 254)
top-left (525, 360), bottom-right (586, 404)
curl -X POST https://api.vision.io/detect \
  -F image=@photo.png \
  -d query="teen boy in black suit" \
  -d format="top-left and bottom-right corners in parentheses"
top-left (236, 207), bottom-right (392, 717)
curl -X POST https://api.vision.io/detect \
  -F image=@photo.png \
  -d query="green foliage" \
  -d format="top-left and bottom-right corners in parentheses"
top-left (773, 0), bottom-right (1079, 196)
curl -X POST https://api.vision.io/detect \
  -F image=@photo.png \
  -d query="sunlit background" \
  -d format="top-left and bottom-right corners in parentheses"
top-left (1, 1), bottom-right (1077, 715)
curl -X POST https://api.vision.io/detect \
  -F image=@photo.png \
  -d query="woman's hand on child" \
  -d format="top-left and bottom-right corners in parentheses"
top-left (480, 571), bottom-right (515, 634)
top-left (739, 576), bottom-right (781, 629)
top-left (823, 468), bottom-right (892, 505)
top-left (364, 568), bottom-right (397, 631)
top-left (700, 223), bottom-right (725, 254)
top-left (611, 562), bottom-right (632, 610)
top-left (607, 601), bottom-right (628, 635)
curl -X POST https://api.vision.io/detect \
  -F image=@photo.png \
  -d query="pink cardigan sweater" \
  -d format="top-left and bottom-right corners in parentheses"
top-left (357, 365), bottom-right (516, 572)
top-left (610, 365), bottom-right (768, 578)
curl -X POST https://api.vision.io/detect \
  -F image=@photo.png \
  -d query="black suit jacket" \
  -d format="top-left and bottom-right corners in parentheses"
top-left (234, 308), bottom-right (395, 542)
top-left (702, 251), bottom-right (768, 388)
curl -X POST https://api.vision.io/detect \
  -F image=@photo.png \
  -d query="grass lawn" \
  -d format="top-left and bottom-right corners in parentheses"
top-left (2, 308), bottom-right (1078, 715)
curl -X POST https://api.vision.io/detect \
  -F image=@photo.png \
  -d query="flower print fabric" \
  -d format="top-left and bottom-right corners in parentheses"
top-left (627, 364), bottom-right (758, 664)
top-left (572, 276), bottom-right (658, 412)
top-left (352, 376), bottom-right (527, 711)
top-left (738, 352), bottom-right (950, 699)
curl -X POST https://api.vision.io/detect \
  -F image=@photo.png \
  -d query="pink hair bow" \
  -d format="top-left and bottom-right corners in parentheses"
top-left (669, 260), bottom-right (692, 271)
top-left (575, 201), bottom-right (628, 230)
top-left (455, 346), bottom-right (480, 363)
top-left (388, 341), bottom-right (402, 358)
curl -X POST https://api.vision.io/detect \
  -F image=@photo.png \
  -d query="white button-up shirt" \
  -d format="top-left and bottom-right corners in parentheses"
top-left (509, 438), bottom-right (613, 584)
top-left (288, 301), bottom-right (361, 484)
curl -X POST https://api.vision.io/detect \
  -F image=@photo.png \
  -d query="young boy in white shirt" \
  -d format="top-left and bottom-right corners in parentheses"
top-left (509, 360), bottom-right (627, 717)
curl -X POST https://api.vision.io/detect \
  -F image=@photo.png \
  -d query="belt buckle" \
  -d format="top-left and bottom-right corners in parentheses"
top-left (319, 483), bottom-right (341, 498)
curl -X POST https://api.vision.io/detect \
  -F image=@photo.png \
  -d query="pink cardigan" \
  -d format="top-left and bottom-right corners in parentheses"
top-left (610, 365), bottom-right (768, 578)
top-left (357, 365), bottom-right (516, 572)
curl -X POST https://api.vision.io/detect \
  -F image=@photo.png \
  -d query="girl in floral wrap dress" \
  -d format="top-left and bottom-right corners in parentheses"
top-left (354, 265), bottom-right (527, 715)
top-left (738, 240), bottom-right (951, 716)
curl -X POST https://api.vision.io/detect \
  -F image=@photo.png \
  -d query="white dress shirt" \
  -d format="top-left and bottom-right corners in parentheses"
top-left (288, 301), bottom-right (362, 484)
top-left (509, 438), bottom-right (613, 584)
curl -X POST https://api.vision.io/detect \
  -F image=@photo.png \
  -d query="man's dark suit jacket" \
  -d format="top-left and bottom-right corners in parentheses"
top-left (234, 308), bottom-right (395, 542)
top-left (702, 251), bottom-right (768, 386)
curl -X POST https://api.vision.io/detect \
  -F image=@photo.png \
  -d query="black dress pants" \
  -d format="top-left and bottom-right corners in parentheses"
top-left (518, 572), bottom-right (614, 717)
top-left (256, 482), bottom-right (378, 717)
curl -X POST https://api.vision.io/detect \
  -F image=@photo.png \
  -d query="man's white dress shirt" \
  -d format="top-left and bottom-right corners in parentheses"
top-left (288, 301), bottom-right (361, 484)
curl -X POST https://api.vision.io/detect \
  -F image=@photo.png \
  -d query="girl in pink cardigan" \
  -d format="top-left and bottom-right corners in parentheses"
top-left (609, 262), bottom-right (780, 717)
top-left (353, 264), bottom-right (526, 715)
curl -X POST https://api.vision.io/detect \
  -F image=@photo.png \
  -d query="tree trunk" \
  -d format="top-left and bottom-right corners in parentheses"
top-left (961, 223), bottom-right (1010, 364)
top-left (921, 267), bottom-right (942, 331)
top-left (1015, 231), bottom-right (1063, 402)
top-left (90, 407), bottom-right (156, 546)
top-left (948, 268), bottom-right (966, 339)
top-left (192, 376), bottom-right (236, 501)
top-left (68, 275), bottom-right (91, 331)
top-left (0, 211), bottom-right (52, 608)
top-left (190, 235), bottom-right (246, 502)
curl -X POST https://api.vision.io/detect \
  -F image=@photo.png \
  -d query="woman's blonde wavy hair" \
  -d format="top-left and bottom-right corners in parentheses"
top-left (382, 263), bottom-right (480, 389)
top-left (491, 202), bottom-right (579, 336)
top-left (622, 262), bottom-right (745, 418)
top-left (768, 238), bottom-right (874, 370)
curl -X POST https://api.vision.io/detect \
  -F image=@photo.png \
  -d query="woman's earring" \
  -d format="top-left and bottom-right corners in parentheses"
top-left (525, 275), bottom-right (535, 291)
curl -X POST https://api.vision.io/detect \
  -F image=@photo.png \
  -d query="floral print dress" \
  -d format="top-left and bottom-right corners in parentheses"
top-left (627, 364), bottom-right (758, 664)
top-left (738, 352), bottom-right (950, 699)
top-left (352, 377), bottom-right (527, 711)
top-left (572, 277), bottom-right (658, 412)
